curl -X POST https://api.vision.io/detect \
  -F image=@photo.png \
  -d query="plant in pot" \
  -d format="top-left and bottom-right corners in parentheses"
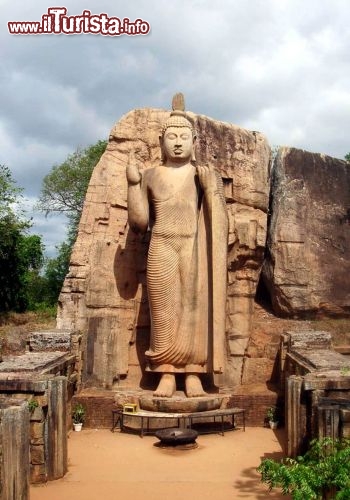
top-left (266, 406), bottom-right (279, 429)
top-left (72, 403), bottom-right (85, 431)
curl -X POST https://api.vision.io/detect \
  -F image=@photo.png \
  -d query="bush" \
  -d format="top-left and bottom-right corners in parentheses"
top-left (257, 438), bottom-right (350, 499)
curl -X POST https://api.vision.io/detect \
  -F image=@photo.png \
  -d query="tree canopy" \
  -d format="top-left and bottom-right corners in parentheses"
top-left (0, 140), bottom-right (108, 313)
top-left (0, 165), bottom-right (45, 312)
top-left (37, 140), bottom-right (107, 306)
top-left (37, 140), bottom-right (107, 220)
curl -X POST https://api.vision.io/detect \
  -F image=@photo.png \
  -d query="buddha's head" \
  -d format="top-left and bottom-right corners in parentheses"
top-left (160, 93), bottom-right (196, 163)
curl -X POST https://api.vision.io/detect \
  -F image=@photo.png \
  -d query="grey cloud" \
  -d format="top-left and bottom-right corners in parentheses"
top-left (2, 0), bottom-right (350, 256)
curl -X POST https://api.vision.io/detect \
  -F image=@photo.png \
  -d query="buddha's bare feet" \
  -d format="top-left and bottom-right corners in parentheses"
top-left (153, 373), bottom-right (176, 398)
top-left (185, 374), bottom-right (206, 397)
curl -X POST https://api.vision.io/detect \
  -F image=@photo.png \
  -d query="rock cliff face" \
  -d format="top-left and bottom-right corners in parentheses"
top-left (263, 147), bottom-right (350, 317)
top-left (57, 108), bottom-right (271, 389)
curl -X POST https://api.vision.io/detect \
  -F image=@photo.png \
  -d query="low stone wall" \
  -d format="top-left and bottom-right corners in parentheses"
top-left (0, 377), bottom-right (68, 484)
top-left (233, 393), bottom-right (282, 427)
top-left (0, 329), bottom-right (80, 487)
top-left (283, 330), bottom-right (350, 456)
top-left (72, 389), bottom-right (116, 429)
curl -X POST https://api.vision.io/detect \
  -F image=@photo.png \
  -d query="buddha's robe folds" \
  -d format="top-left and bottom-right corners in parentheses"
top-left (145, 167), bottom-right (228, 374)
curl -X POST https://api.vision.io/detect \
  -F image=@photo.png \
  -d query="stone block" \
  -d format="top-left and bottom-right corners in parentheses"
top-left (29, 406), bottom-right (44, 422)
top-left (340, 408), bottom-right (350, 423)
top-left (30, 464), bottom-right (47, 484)
top-left (341, 424), bottom-right (350, 438)
top-left (30, 422), bottom-right (44, 444)
top-left (35, 394), bottom-right (48, 407)
top-left (287, 330), bottom-right (332, 350)
top-left (264, 147), bottom-right (350, 317)
top-left (31, 445), bottom-right (45, 465)
top-left (28, 330), bottom-right (72, 352)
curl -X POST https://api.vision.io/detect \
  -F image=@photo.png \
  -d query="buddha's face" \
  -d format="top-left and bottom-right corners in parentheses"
top-left (163, 126), bottom-right (194, 163)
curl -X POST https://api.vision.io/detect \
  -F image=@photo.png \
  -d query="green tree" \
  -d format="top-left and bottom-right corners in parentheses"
top-left (0, 165), bottom-right (45, 312)
top-left (257, 437), bottom-right (350, 499)
top-left (37, 140), bottom-right (107, 304)
top-left (18, 235), bottom-right (45, 310)
top-left (43, 241), bottom-right (71, 305)
top-left (345, 153), bottom-right (350, 162)
top-left (0, 215), bottom-right (26, 312)
top-left (0, 164), bottom-right (23, 217)
top-left (37, 139), bottom-right (107, 221)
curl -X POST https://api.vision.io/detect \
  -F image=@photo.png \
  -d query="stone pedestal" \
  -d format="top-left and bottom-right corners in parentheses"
top-left (139, 393), bottom-right (224, 413)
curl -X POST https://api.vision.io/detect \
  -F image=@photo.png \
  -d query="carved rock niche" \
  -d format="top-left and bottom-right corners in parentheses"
top-left (57, 108), bottom-right (271, 389)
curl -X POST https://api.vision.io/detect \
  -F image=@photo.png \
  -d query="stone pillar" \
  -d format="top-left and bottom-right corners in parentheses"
top-left (340, 408), bottom-right (350, 438)
top-left (318, 405), bottom-right (340, 440)
top-left (0, 401), bottom-right (30, 500)
top-left (286, 375), bottom-right (303, 457)
top-left (45, 377), bottom-right (67, 480)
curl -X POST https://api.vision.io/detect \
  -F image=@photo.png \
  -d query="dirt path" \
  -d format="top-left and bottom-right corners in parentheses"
top-left (31, 428), bottom-right (289, 500)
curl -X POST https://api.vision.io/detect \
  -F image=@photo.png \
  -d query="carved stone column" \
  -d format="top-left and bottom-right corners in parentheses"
top-left (286, 375), bottom-right (303, 457)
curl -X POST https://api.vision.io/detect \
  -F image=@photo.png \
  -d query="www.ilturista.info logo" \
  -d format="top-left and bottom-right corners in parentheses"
top-left (8, 7), bottom-right (151, 36)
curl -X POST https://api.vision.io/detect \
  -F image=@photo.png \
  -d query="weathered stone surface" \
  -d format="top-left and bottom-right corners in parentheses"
top-left (139, 394), bottom-right (224, 413)
top-left (28, 331), bottom-right (72, 352)
top-left (293, 349), bottom-right (348, 371)
top-left (57, 108), bottom-right (270, 389)
top-left (30, 445), bottom-right (45, 465)
top-left (0, 401), bottom-right (30, 499)
top-left (285, 331), bottom-right (350, 456)
top-left (288, 330), bottom-right (332, 350)
top-left (340, 408), bottom-right (350, 423)
top-left (263, 147), bottom-right (350, 317)
top-left (29, 405), bottom-right (44, 422)
top-left (0, 375), bottom-right (69, 485)
top-left (45, 377), bottom-right (67, 480)
top-left (30, 464), bottom-right (47, 484)
top-left (241, 357), bottom-right (274, 385)
top-left (30, 422), bottom-right (45, 444)
top-left (0, 352), bottom-right (68, 373)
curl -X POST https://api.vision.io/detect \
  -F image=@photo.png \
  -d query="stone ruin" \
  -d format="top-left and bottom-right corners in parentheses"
top-left (1, 103), bottom-right (349, 498)
top-left (282, 330), bottom-right (350, 456)
top-left (0, 330), bottom-right (81, 498)
top-left (57, 106), bottom-right (350, 393)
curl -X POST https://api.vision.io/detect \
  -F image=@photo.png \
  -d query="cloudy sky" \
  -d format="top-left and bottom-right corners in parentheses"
top-left (2, 0), bottom-right (350, 256)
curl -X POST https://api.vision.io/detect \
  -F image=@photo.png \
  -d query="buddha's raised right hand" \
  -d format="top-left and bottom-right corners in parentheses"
top-left (126, 150), bottom-right (142, 185)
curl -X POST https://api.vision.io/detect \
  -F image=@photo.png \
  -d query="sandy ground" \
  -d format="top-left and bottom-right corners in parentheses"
top-left (31, 427), bottom-right (290, 500)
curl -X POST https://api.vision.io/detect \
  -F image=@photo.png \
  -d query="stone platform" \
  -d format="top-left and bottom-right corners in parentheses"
top-left (72, 384), bottom-right (281, 428)
top-left (139, 393), bottom-right (224, 413)
top-left (0, 352), bottom-right (71, 373)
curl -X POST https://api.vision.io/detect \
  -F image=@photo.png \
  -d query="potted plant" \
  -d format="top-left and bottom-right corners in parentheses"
top-left (266, 406), bottom-right (279, 429)
top-left (72, 403), bottom-right (85, 431)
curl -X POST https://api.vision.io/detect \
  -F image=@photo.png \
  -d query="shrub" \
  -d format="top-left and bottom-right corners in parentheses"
top-left (257, 438), bottom-right (350, 499)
